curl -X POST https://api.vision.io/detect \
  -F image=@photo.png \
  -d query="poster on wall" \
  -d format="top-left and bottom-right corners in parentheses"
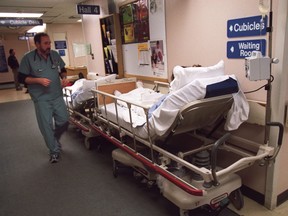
top-left (123, 23), bottom-right (135, 43)
top-left (120, 0), bottom-right (150, 44)
top-left (0, 46), bottom-right (8, 72)
top-left (150, 40), bottom-right (164, 76)
top-left (138, 43), bottom-right (150, 66)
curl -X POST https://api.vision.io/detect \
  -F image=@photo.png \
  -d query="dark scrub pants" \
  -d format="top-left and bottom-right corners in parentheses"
top-left (34, 96), bottom-right (69, 155)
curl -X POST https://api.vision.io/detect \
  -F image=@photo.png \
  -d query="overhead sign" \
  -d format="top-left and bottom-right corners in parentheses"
top-left (0, 18), bottom-right (43, 26)
top-left (18, 36), bottom-right (28, 41)
top-left (227, 39), bottom-right (266, 59)
top-left (77, 5), bottom-right (100, 15)
top-left (227, 15), bottom-right (267, 38)
top-left (25, 32), bottom-right (36, 37)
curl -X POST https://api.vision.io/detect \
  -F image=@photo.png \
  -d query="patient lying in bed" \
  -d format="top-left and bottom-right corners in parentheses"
top-left (66, 74), bottom-right (117, 108)
top-left (100, 60), bottom-right (249, 139)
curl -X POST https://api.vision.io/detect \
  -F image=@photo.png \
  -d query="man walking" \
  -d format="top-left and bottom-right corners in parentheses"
top-left (18, 32), bottom-right (70, 163)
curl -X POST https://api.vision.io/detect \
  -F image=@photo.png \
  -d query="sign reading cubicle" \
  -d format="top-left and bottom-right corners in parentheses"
top-left (226, 15), bottom-right (267, 59)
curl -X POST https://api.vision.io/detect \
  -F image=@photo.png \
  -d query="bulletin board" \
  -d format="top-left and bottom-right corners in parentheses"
top-left (119, 0), bottom-right (167, 82)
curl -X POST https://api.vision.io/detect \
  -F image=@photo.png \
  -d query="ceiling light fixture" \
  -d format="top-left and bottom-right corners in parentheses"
top-left (0, 12), bottom-right (43, 18)
top-left (27, 23), bottom-right (47, 33)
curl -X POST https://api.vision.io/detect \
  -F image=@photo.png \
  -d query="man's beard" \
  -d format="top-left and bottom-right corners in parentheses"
top-left (40, 47), bottom-right (51, 55)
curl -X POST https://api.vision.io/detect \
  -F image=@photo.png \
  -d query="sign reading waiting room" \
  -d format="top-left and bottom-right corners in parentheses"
top-left (227, 15), bottom-right (267, 38)
top-left (227, 39), bottom-right (266, 59)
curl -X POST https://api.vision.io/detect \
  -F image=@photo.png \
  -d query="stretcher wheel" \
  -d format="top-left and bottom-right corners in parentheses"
top-left (229, 188), bottom-right (244, 210)
top-left (95, 143), bottom-right (102, 152)
top-left (113, 160), bottom-right (119, 178)
top-left (179, 209), bottom-right (190, 216)
top-left (84, 137), bottom-right (92, 150)
top-left (147, 180), bottom-right (154, 189)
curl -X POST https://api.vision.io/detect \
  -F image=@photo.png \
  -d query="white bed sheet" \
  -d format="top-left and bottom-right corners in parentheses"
top-left (65, 74), bottom-right (117, 108)
top-left (100, 75), bottom-right (249, 140)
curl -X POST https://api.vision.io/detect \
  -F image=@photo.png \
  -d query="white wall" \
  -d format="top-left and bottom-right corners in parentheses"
top-left (165, 0), bottom-right (287, 209)
top-left (46, 23), bottom-right (86, 67)
top-left (166, 0), bottom-right (269, 102)
top-left (266, 0), bottom-right (288, 209)
top-left (81, 0), bottom-right (109, 75)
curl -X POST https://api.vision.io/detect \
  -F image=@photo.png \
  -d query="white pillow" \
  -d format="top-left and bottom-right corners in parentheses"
top-left (66, 78), bottom-right (85, 94)
top-left (82, 74), bottom-right (117, 91)
top-left (170, 60), bottom-right (225, 92)
top-left (103, 74), bottom-right (117, 82)
top-left (87, 72), bottom-right (100, 80)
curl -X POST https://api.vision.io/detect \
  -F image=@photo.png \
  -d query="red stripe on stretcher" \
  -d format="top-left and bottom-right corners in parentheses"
top-left (69, 117), bottom-right (90, 132)
top-left (90, 124), bottom-right (205, 196)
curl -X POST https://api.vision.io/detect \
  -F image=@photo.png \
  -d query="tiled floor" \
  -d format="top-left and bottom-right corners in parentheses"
top-left (230, 197), bottom-right (288, 216)
top-left (1, 87), bottom-right (288, 216)
top-left (0, 87), bottom-right (30, 103)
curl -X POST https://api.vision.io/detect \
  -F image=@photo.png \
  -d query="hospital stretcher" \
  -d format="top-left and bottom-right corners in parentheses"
top-left (63, 77), bottom-right (137, 149)
top-left (87, 76), bottom-right (283, 216)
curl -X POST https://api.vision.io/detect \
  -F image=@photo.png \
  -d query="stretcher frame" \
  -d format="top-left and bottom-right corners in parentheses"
top-left (89, 81), bottom-right (284, 215)
top-left (66, 78), bottom-right (282, 215)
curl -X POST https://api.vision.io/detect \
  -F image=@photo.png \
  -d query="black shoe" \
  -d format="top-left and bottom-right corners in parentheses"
top-left (49, 154), bottom-right (60, 163)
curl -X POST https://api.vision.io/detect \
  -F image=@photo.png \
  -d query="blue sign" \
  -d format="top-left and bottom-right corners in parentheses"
top-left (227, 15), bottom-right (267, 38)
top-left (227, 39), bottom-right (266, 59)
top-left (77, 5), bottom-right (100, 15)
top-left (54, 41), bottom-right (67, 49)
top-left (58, 50), bottom-right (66, 56)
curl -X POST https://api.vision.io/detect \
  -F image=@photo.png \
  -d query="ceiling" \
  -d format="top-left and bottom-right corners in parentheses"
top-left (0, 0), bottom-right (87, 35)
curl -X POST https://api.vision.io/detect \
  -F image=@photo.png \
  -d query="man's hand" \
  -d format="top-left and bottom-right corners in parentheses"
top-left (39, 78), bottom-right (52, 87)
top-left (61, 78), bottom-right (70, 88)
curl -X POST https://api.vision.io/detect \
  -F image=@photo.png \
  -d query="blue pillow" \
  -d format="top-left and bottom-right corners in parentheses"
top-left (205, 77), bottom-right (238, 98)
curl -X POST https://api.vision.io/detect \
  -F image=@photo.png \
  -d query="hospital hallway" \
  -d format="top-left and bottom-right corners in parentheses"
top-left (1, 86), bottom-right (288, 216)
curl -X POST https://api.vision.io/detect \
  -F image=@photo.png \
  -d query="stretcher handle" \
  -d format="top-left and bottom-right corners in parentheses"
top-left (210, 133), bottom-right (231, 186)
top-left (266, 122), bottom-right (284, 161)
top-left (266, 122), bottom-right (283, 146)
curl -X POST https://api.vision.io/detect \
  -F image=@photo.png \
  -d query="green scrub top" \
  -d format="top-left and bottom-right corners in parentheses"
top-left (19, 49), bottom-right (65, 102)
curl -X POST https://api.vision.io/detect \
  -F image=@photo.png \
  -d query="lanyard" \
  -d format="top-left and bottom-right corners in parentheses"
top-left (33, 50), bottom-right (57, 69)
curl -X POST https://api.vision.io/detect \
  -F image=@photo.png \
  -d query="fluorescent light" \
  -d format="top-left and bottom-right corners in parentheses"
top-left (27, 23), bottom-right (46, 33)
top-left (0, 12), bottom-right (43, 18)
top-left (77, 19), bottom-right (82, 22)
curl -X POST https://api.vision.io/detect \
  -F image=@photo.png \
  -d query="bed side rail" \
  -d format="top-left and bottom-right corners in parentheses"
top-left (153, 81), bottom-right (170, 93)
top-left (96, 78), bottom-right (137, 106)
